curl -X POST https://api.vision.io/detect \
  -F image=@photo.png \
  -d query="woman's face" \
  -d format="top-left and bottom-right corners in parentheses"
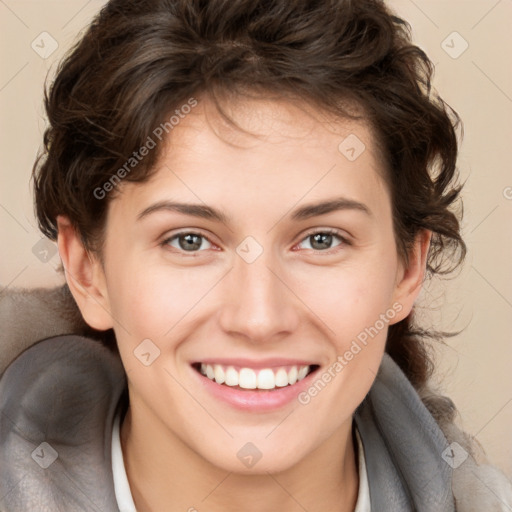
top-left (84, 96), bottom-right (424, 473)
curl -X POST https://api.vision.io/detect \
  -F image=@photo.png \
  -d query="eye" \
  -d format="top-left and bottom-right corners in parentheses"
top-left (162, 231), bottom-right (214, 253)
top-left (161, 228), bottom-right (350, 255)
top-left (296, 229), bottom-right (349, 252)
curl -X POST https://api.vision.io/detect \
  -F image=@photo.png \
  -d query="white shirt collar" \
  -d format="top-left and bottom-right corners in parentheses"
top-left (111, 410), bottom-right (371, 512)
top-left (112, 409), bottom-right (137, 512)
top-left (354, 425), bottom-right (372, 512)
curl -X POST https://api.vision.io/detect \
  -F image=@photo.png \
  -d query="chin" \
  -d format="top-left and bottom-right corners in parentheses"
top-left (198, 437), bottom-right (311, 476)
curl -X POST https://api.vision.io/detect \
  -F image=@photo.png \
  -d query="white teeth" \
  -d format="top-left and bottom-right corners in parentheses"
top-left (199, 363), bottom-right (312, 390)
top-left (298, 366), bottom-right (309, 380)
top-left (274, 368), bottom-right (289, 387)
top-left (257, 369), bottom-right (275, 389)
top-left (213, 364), bottom-right (225, 384)
top-left (225, 366), bottom-right (239, 386)
top-left (288, 366), bottom-right (298, 385)
top-left (239, 368), bottom-right (257, 389)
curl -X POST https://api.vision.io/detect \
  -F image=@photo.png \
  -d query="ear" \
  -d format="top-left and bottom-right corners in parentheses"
top-left (389, 229), bottom-right (432, 324)
top-left (56, 215), bottom-right (114, 330)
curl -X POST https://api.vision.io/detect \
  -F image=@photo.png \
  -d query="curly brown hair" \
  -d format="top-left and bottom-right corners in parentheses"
top-left (32, 0), bottom-right (466, 401)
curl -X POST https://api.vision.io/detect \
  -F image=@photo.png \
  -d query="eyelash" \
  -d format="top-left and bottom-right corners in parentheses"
top-left (160, 228), bottom-right (351, 255)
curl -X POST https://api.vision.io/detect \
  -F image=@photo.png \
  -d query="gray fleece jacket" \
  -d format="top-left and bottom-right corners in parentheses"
top-left (0, 285), bottom-right (511, 511)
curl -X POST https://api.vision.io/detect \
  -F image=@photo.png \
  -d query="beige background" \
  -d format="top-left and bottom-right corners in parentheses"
top-left (1, 0), bottom-right (511, 479)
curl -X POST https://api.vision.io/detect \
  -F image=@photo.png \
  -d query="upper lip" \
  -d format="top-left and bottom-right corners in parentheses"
top-left (192, 358), bottom-right (319, 369)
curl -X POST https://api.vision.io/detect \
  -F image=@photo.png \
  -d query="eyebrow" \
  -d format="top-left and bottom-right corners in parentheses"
top-left (136, 196), bottom-right (372, 224)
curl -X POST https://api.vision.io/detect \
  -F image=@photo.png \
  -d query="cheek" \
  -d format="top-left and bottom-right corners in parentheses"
top-left (106, 257), bottom-right (202, 337)
top-left (296, 255), bottom-right (398, 341)
top-left (109, 271), bottom-right (158, 333)
top-left (294, 262), bottom-right (399, 419)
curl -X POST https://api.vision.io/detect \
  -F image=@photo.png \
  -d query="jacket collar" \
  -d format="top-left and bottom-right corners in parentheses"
top-left (0, 335), bottom-right (454, 511)
top-left (0, 335), bottom-right (126, 511)
top-left (354, 355), bottom-right (455, 511)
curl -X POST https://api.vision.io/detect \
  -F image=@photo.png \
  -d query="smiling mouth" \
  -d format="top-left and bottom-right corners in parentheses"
top-left (192, 363), bottom-right (320, 391)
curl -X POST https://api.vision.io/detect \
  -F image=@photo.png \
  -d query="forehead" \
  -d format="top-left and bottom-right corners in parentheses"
top-left (166, 94), bottom-right (378, 159)
top-left (110, 95), bottom-right (390, 224)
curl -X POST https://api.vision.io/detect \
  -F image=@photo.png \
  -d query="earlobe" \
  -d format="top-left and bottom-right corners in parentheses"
top-left (390, 229), bottom-right (432, 324)
top-left (56, 215), bottom-right (114, 331)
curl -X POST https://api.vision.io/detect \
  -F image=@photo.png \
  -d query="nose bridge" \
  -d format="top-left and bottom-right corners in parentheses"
top-left (218, 242), bottom-right (298, 342)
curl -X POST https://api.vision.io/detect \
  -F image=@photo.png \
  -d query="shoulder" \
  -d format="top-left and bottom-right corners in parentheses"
top-left (0, 335), bottom-right (126, 511)
top-left (0, 284), bottom-right (90, 376)
top-left (418, 386), bottom-right (512, 511)
top-left (355, 354), bottom-right (512, 511)
top-left (0, 334), bottom-right (126, 426)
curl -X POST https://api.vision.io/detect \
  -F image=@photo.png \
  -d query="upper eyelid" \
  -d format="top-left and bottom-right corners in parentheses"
top-left (162, 230), bottom-right (215, 244)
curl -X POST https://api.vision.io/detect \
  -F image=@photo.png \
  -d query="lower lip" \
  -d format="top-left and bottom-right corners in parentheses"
top-left (191, 366), bottom-right (318, 412)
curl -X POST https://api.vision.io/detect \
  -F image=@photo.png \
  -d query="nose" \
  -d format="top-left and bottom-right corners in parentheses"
top-left (217, 246), bottom-right (300, 344)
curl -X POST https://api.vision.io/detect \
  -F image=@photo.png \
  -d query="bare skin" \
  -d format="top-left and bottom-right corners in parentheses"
top-left (57, 95), bottom-right (430, 512)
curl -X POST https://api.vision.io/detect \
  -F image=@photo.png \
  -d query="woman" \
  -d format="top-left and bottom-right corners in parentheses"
top-left (1, 0), bottom-right (511, 510)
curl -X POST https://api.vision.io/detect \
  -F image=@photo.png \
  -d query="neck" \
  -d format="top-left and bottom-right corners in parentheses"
top-left (121, 403), bottom-right (359, 512)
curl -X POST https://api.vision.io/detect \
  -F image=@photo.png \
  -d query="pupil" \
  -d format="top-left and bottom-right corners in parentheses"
top-left (312, 233), bottom-right (332, 250)
top-left (180, 234), bottom-right (201, 251)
